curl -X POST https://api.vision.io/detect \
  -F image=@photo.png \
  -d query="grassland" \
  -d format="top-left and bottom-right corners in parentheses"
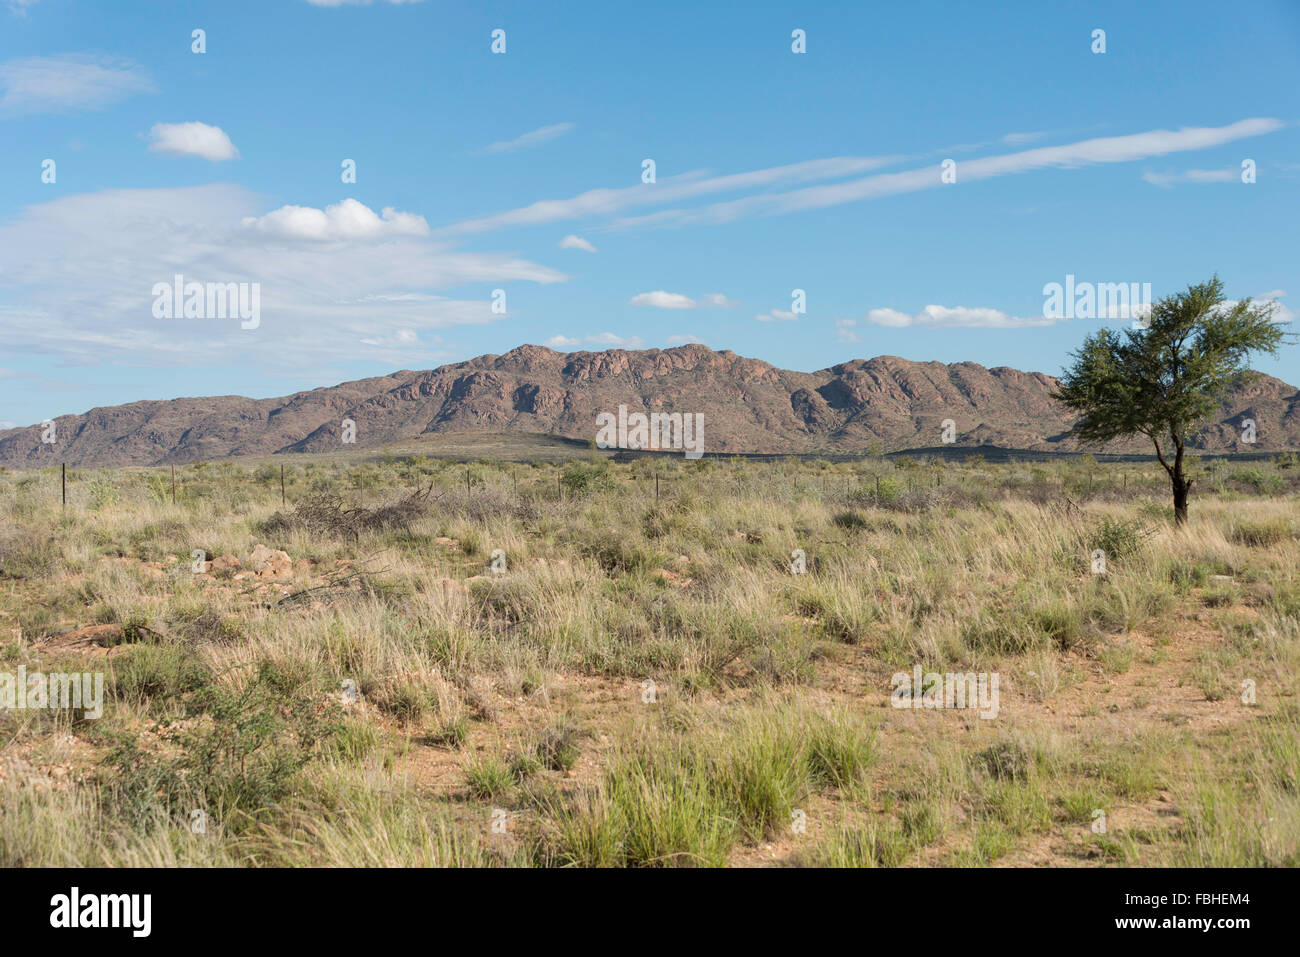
top-left (1, 449), bottom-right (1297, 867)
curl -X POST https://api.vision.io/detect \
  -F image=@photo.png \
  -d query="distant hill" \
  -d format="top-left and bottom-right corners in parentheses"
top-left (2, 344), bottom-right (1296, 467)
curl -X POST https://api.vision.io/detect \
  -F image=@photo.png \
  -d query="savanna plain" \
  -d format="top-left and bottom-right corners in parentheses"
top-left (1, 444), bottom-right (1297, 867)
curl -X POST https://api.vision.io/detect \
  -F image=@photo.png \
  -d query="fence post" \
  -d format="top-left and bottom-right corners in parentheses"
top-left (655, 474), bottom-right (659, 505)
top-left (62, 463), bottom-right (66, 509)
top-left (281, 464), bottom-right (286, 506)
top-left (171, 464), bottom-right (176, 505)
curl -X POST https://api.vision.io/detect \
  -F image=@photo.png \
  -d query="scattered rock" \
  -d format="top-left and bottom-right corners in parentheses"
top-left (433, 578), bottom-right (469, 599)
top-left (211, 553), bottom-right (241, 572)
top-left (250, 544), bottom-right (293, 579)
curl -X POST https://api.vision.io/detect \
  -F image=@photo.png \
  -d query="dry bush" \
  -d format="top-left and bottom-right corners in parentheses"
top-left (262, 486), bottom-right (437, 540)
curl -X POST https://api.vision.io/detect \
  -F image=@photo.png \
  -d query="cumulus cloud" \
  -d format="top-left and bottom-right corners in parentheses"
top-left (866, 305), bottom-right (1054, 329)
top-left (754, 309), bottom-right (798, 322)
top-left (0, 54), bottom-right (154, 116)
top-left (629, 291), bottom-right (733, 309)
top-left (698, 293), bottom-right (736, 307)
top-left (480, 122), bottom-right (575, 155)
top-left (241, 198), bottom-right (430, 241)
top-left (147, 122), bottom-right (240, 161)
top-left (545, 332), bottom-right (645, 350)
top-left (666, 334), bottom-right (707, 345)
top-left (543, 335), bottom-right (583, 349)
top-left (863, 288), bottom-right (1294, 331)
top-left (0, 185), bottom-right (566, 368)
top-left (630, 291), bottom-right (695, 309)
top-left (558, 234), bottom-right (597, 252)
top-left (586, 332), bottom-right (646, 349)
top-left (1222, 291), bottom-right (1295, 325)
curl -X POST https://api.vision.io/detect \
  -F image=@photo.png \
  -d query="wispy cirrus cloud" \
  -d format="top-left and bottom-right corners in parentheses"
top-left (147, 122), bottom-right (240, 161)
top-left (1142, 167), bottom-right (1239, 188)
top-left (613, 119), bottom-right (1283, 229)
top-left (478, 122), bottom-right (576, 155)
top-left (437, 156), bottom-right (901, 236)
top-left (436, 120), bottom-right (1280, 240)
top-left (835, 319), bottom-right (860, 343)
top-left (0, 54), bottom-right (155, 116)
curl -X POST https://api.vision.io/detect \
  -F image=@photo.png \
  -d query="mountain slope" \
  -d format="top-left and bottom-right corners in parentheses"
top-left (2, 344), bottom-right (1296, 467)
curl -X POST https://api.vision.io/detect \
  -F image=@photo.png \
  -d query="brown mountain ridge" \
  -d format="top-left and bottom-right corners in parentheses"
top-left (2, 344), bottom-right (1297, 467)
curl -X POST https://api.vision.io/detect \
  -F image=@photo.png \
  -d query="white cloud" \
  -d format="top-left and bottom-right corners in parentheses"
top-left (698, 293), bottom-right (736, 307)
top-left (629, 291), bottom-right (733, 309)
top-left (862, 288), bottom-right (1295, 331)
top-left (438, 156), bottom-right (900, 237)
top-left (630, 291), bottom-right (696, 309)
top-left (0, 185), bottom-right (567, 368)
top-left (1141, 168), bottom-right (1238, 188)
top-left (866, 305), bottom-right (1055, 329)
top-left (754, 309), bottom-right (798, 322)
top-left (241, 198), bottom-right (430, 241)
top-left (1223, 291), bottom-right (1295, 325)
top-left (6, 0), bottom-right (40, 15)
top-left (1000, 131), bottom-right (1046, 146)
top-left (545, 332), bottom-right (645, 350)
top-left (559, 234), bottom-right (597, 252)
top-left (432, 119), bottom-right (1279, 243)
top-left (480, 122), bottom-right (575, 155)
top-left (612, 119), bottom-right (1283, 229)
top-left (0, 54), bottom-right (154, 116)
top-left (834, 319), bottom-right (859, 343)
top-left (147, 122), bottom-right (240, 162)
top-left (586, 332), bottom-right (645, 349)
top-left (666, 334), bottom-right (706, 345)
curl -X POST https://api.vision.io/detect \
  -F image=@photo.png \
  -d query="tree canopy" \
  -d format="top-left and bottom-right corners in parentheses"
top-left (1054, 276), bottom-right (1287, 523)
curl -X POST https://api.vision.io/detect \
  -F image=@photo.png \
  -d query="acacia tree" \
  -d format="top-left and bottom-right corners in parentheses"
top-left (1054, 277), bottom-right (1285, 525)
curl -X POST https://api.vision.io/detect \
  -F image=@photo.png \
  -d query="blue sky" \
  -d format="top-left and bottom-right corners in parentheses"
top-left (1, 0), bottom-right (1298, 426)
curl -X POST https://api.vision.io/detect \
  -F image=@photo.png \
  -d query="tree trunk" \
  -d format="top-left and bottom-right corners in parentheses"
top-left (1154, 432), bottom-right (1193, 526)
top-left (1172, 476), bottom-right (1190, 526)
top-left (1171, 438), bottom-right (1190, 526)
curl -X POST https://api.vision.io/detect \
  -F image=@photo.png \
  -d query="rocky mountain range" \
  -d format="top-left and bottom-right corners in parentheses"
top-left (2, 344), bottom-right (1296, 467)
